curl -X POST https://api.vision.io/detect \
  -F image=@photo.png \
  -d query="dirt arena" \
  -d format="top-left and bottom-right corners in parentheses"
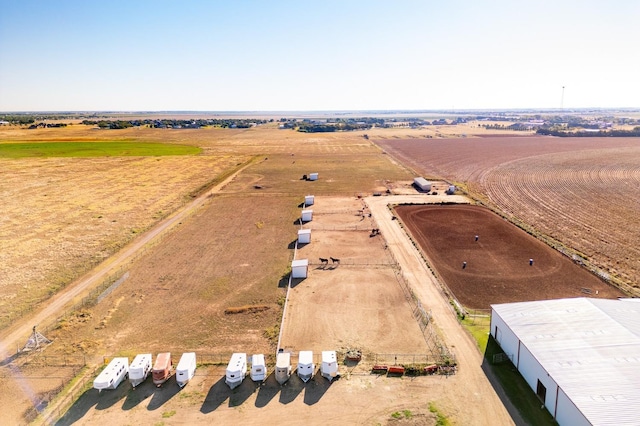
top-left (377, 136), bottom-right (640, 292)
top-left (395, 204), bottom-right (625, 310)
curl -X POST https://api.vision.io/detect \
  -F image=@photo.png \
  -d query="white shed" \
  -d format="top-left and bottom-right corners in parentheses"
top-left (321, 351), bottom-right (338, 381)
top-left (304, 195), bottom-right (315, 206)
top-left (301, 209), bottom-right (313, 222)
top-left (176, 352), bottom-right (197, 388)
top-left (275, 351), bottom-right (292, 385)
top-left (297, 350), bottom-right (315, 383)
top-left (413, 177), bottom-right (432, 192)
top-left (225, 353), bottom-right (247, 389)
top-left (291, 259), bottom-right (309, 278)
top-left (309, 173), bottom-right (318, 181)
top-left (129, 354), bottom-right (152, 388)
top-left (94, 357), bottom-right (129, 391)
top-left (491, 298), bottom-right (640, 426)
top-left (250, 354), bottom-right (266, 382)
top-left (297, 229), bottom-right (311, 244)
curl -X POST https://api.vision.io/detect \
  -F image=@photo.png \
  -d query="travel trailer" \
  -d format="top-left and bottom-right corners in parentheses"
top-left (250, 354), bottom-right (266, 382)
top-left (275, 351), bottom-right (292, 385)
top-left (297, 351), bottom-right (315, 382)
top-left (321, 351), bottom-right (338, 382)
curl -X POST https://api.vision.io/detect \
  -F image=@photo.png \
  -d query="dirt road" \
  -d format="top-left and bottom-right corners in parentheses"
top-left (0, 160), bottom-right (254, 362)
top-left (365, 194), bottom-right (516, 426)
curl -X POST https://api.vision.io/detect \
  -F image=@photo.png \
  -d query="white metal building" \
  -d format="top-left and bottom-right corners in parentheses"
top-left (491, 297), bottom-right (640, 426)
top-left (297, 229), bottom-right (311, 244)
top-left (291, 259), bottom-right (309, 278)
top-left (301, 209), bottom-right (313, 222)
top-left (304, 195), bottom-right (315, 206)
top-left (413, 177), bottom-right (432, 192)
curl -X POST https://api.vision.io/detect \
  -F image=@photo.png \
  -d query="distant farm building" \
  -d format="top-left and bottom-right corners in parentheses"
top-left (413, 177), bottom-right (432, 192)
top-left (491, 298), bottom-right (640, 426)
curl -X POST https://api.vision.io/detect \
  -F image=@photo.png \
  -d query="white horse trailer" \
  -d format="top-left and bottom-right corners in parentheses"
top-left (129, 354), bottom-right (152, 388)
top-left (321, 351), bottom-right (338, 381)
top-left (291, 259), bottom-right (309, 278)
top-left (304, 195), bottom-right (315, 206)
top-left (275, 352), bottom-right (292, 385)
top-left (309, 173), bottom-right (318, 181)
top-left (297, 350), bottom-right (315, 382)
top-left (94, 357), bottom-right (129, 391)
top-left (225, 353), bottom-right (247, 389)
top-left (176, 352), bottom-right (197, 388)
top-left (250, 354), bottom-right (266, 382)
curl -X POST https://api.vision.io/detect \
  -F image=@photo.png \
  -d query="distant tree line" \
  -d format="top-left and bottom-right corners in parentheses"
top-left (537, 127), bottom-right (640, 137)
top-left (81, 118), bottom-right (267, 129)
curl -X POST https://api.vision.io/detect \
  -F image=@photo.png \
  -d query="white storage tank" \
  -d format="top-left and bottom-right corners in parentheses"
top-left (298, 229), bottom-right (311, 244)
top-left (225, 353), bottom-right (247, 389)
top-left (309, 173), bottom-right (318, 181)
top-left (250, 354), bottom-right (266, 382)
top-left (304, 195), bottom-right (315, 206)
top-left (321, 351), bottom-right (338, 382)
top-left (291, 259), bottom-right (309, 278)
top-left (301, 209), bottom-right (313, 222)
top-left (129, 354), bottom-right (152, 388)
top-left (297, 350), bottom-right (315, 383)
top-left (275, 352), bottom-right (292, 385)
top-left (176, 352), bottom-right (197, 388)
top-left (94, 357), bottom-right (129, 391)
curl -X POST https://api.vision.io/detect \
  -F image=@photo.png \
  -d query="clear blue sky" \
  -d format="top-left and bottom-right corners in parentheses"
top-left (1, 0), bottom-right (638, 111)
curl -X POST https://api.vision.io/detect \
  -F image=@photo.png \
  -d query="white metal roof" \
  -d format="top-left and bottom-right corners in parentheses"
top-left (492, 297), bottom-right (640, 426)
top-left (291, 259), bottom-right (308, 267)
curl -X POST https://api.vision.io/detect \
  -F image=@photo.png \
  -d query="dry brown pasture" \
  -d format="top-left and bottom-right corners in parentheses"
top-left (378, 136), bottom-right (640, 291)
top-left (1, 125), bottom-right (426, 424)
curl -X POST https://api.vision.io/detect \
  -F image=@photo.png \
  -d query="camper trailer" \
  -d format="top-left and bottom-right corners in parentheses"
top-left (275, 351), bottom-right (292, 385)
top-left (297, 350), bottom-right (315, 382)
top-left (250, 354), bottom-right (266, 382)
top-left (129, 354), bottom-right (152, 388)
top-left (176, 352), bottom-right (197, 388)
top-left (225, 353), bottom-right (247, 389)
top-left (152, 352), bottom-right (173, 387)
top-left (321, 351), bottom-right (338, 381)
top-left (93, 357), bottom-right (129, 391)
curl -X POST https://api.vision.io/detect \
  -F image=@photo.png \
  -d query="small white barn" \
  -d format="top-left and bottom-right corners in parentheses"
top-left (309, 173), bottom-right (318, 181)
top-left (297, 350), bottom-right (315, 383)
top-left (491, 297), bottom-right (640, 426)
top-left (250, 354), bottom-right (266, 382)
top-left (291, 259), bottom-right (309, 278)
top-left (321, 350), bottom-right (338, 382)
top-left (275, 351), bottom-right (292, 385)
top-left (301, 209), bottom-right (313, 222)
top-left (297, 229), bottom-right (311, 244)
top-left (225, 353), bottom-right (247, 389)
top-left (176, 352), bottom-right (197, 388)
top-left (413, 177), bottom-right (432, 192)
top-left (129, 354), bottom-right (152, 388)
top-left (94, 357), bottom-right (129, 391)
top-left (304, 195), bottom-right (315, 206)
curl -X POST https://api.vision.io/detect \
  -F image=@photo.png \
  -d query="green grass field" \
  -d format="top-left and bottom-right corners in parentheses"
top-left (0, 141), bottom-right (201, 158)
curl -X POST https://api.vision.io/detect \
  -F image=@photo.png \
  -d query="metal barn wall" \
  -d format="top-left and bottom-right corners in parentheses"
top-left (556, 386), bottom-right (590, 426)
top-left (517, 343), bottom-right (559, 416)
top-left (490, 309), bottom-right (520, 363)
